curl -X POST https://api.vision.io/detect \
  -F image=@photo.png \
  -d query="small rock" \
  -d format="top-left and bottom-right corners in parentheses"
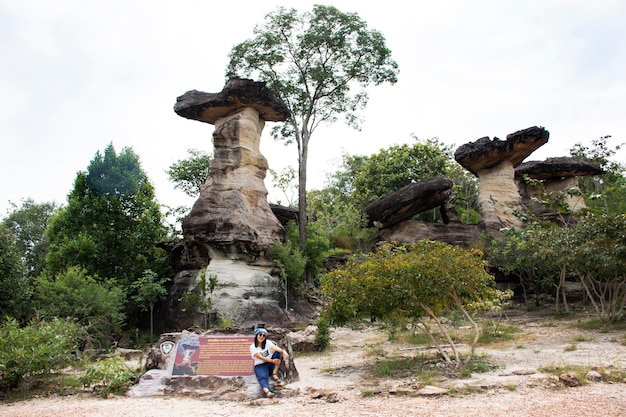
top-left (512, 369), bottom-right (536, 375)
top-left (309, 388), bottom-right (325, 399)
top-left (417, 385), bottom-right (449, 396)
top-left (586, 370), bottom-right (603, 382)
top-left (559, 374), bottom-right (580, 387)
top-left (326, 392), bottom-right (340, 403)
top-left (447, 381), bottom-right (468, 392)
top-left (466, 379), bottom-right (502, 390)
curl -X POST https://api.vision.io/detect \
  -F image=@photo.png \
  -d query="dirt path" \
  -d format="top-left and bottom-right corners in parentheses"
top-left (2, 312), bottom-right (626, 417)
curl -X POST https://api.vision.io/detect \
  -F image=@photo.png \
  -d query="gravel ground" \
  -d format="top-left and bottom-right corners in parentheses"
top-left (2, 311), bottom-right (626, 417)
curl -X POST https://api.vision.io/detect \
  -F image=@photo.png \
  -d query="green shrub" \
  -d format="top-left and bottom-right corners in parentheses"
top-left (0, 317), bottom-right (86, 392)
top-left (79, 356), bottom-right (137, 398)
top-left (272, 235), bottom-right (307, 294)
top-left (314, 316), bottom-right (331, 351)
top-left (34, 266), bottom-right (126, 348)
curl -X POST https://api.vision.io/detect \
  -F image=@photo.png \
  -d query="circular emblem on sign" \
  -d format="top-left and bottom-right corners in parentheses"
top-left (160, 341), bottom-right (175, 356)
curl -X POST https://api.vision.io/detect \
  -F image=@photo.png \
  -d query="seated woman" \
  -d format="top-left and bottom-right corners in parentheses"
top-left (249, 327), bottom-right (289, 398)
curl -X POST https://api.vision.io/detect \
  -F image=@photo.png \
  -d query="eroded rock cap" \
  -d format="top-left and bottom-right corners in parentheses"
top-left (174, 77), bottom-right (291, 124)
top-left (454, 126), bottom-right (550, 175)
top-left (515, 156), bottom-right (605, 180)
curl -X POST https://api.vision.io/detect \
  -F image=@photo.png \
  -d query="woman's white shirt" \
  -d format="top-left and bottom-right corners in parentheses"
top-left (250, 340), bottom-right (277, 366)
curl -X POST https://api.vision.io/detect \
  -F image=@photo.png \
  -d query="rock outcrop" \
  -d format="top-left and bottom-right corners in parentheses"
top-left (375, 221), bottom-right (480, 248)
top-left (516, 156), bottom-right (606, 224)
top-left (270, 204), bottom-right (299, 227)
top-left (454, 126), bottom-right (550, 232)
top-left (365, 126), bottom-right (604, 250)
top-left (175, 77), bottom-right (290, 124)
top-left (176, 78), bottom-right (290, 265)
top-left (172, 78), bottom-right (291, 328)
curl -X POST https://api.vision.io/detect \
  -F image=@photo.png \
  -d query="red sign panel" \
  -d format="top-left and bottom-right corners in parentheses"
top-left (172, 335), bottom-right (255, 377)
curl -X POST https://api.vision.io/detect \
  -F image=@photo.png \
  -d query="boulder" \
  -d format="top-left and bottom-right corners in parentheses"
top-left (364, 177), bottom-right (453, 229)
top-left (323, 253), bottom-right (351, 271)
top-left (286, 325), bottom-right (318, 352)
top-left (454, 126), bottom-right (549, 175)
top-left (270, 203), bottom-right (299, 227)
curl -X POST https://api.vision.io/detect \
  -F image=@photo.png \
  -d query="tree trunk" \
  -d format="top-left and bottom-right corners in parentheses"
top-left (298, 128), bottom-right (310, 284)
top-left (149, 302), bottom-right (154, 343)
top-left (451, 291), bottom-right (480, 359)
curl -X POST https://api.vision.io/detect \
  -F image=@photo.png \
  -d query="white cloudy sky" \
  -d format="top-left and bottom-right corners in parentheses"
top-left (1, 0), bottom-right (625, 215)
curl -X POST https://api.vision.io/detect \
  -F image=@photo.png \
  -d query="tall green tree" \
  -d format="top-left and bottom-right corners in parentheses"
top-left (0, 199), bottom-right (57, 320)
top-left (3, 199), bottom-right (57, 279)
top-left (33, 267), bottom-right (125, 347)
top-left (227, 5), bottom-right (399, 256)
top-left (45, 143), bottom-right (170, 291)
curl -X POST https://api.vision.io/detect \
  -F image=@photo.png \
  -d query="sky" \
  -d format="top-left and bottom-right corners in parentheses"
top-left (1, 0), bottom-right (625, 216)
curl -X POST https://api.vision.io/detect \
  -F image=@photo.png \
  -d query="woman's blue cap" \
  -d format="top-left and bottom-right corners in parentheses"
top-left (254, 328), bottom-right (268, 336)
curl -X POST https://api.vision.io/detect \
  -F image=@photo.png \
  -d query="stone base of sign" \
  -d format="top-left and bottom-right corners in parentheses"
top-left (127, 369), bottom-right (286, 400)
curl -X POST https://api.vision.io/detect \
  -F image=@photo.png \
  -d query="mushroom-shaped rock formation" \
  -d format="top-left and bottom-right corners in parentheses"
top-left (454, 126), bottom-right (550, 232)
top-left (173, 78), bottom-right (291, 328)
top-left (364, 177), bottom-right (453, 229)
top-left (176, 77), bottom-right (290, 264)
top-left (516, 156), bottom-right (605, 222)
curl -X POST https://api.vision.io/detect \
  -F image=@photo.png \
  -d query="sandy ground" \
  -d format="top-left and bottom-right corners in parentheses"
top-left (2, 311), bottom-right (626, 417)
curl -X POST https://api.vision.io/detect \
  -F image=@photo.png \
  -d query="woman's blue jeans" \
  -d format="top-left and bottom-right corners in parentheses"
top-left (254, 352), bottom-right (282, 390)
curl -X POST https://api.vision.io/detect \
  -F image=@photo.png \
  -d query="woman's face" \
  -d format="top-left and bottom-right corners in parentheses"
top-left (256, 333), bottom-right (266, 342)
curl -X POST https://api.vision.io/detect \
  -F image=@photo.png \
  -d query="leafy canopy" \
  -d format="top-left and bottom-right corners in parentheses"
top-left (569, 136), bottom-right (626, 214)
top-left (0, 224), bottom-right (28, 319)
top-left (227, 5), bottom-right (398, 140)
top-left (45, 143), bottom-right (170, 290)
top-left (2, 199), bottom-right (57, 279)
top-left (320, 137), bottom-right (480, 223)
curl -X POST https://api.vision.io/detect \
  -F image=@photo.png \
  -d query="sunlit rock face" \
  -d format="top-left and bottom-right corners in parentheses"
top-left (476, 159), bottom-right (524, 230)
top-left (170, 78), bottom-right (293, 328)
top-left (174, 77), bottom-right (290, 266)
top-left (182, 106), bottom-right (283, 264)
